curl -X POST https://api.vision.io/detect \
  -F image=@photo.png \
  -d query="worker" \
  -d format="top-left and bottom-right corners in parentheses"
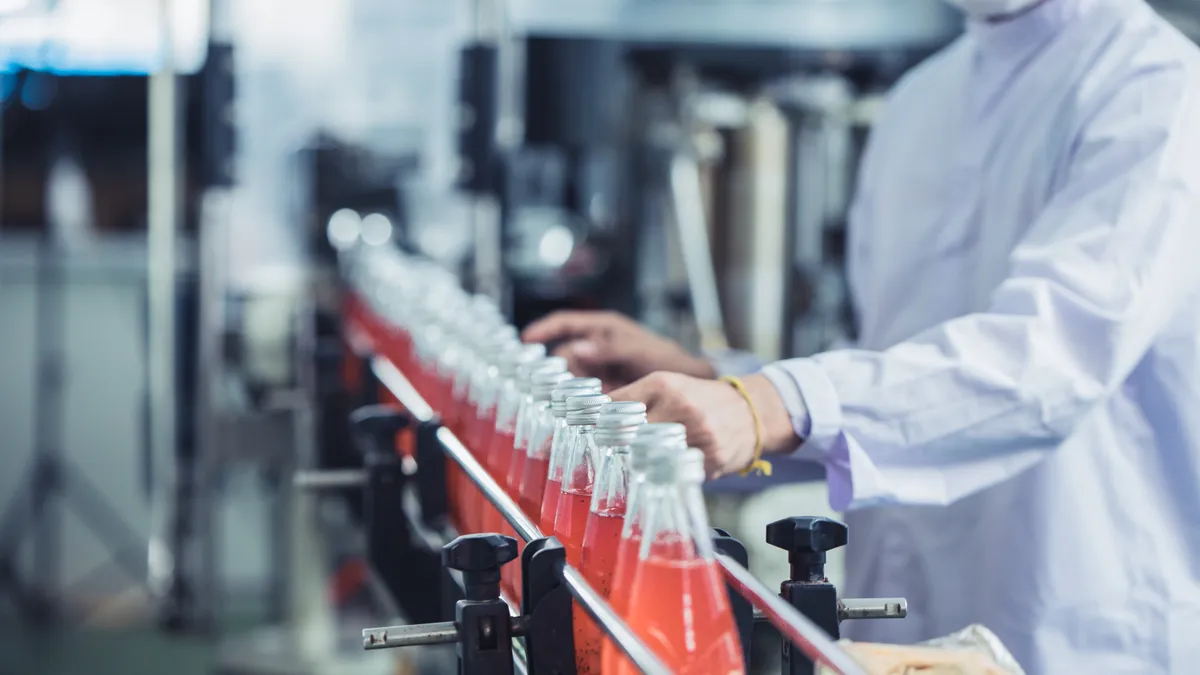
top-left (523, 0), bottom-right (1200, 672)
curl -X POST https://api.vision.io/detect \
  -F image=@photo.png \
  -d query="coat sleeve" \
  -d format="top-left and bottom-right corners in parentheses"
top-left (763, 62), bottom-right (1200, 510)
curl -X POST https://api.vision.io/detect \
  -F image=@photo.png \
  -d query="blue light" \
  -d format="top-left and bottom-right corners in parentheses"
top-left (19, 71), bottom-right (55, 110)
top-left (0, 73), bottom-right (16, 103)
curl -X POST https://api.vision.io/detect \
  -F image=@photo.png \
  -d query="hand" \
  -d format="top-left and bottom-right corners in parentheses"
top-left (522, 310), bottom-right (715, 390)
top-left (609, 372), bottom-right (799, 478)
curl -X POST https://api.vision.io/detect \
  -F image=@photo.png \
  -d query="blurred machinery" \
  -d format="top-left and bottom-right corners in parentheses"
top-left (366, 0), bottom-right (965, 359)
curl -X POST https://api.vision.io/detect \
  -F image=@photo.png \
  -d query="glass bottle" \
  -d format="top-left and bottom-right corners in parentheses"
top-left (614, 449), bottom-right (744, 675)
top-left (575, 402), bottom-right (647, 674)
top-left (551, 393), bottom-right (612, 567)
top-left (516, 370), bottom-right (576, 520)
top-left (477, 344), bottom-right (546, 534)
top-left (602, 423), bottom-right (688, 672)
top-left (509, 367), bottom-right (571, 520)
top-left (502, 361), bottom-right (569, 603)
top-left (449, 326), bottom-right (516, 533)
top-left (538, 378), bottom-right (603, 534)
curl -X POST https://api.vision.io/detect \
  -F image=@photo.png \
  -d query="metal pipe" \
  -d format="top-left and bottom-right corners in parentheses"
top-left (146, 0), bottom-right (181, 604)
top-left (363, 622), bottom-right (461, 650)
top-left (752, 598), bottom-right (909, 623)
top-left (716, 553), bottom-right (867, 675)
top-left (669, 152), bottom-right (729, 353)
top-left (561, 564), bottom-right (671, 675)
top-left (840, 598), bottom-right (908, 621)
top-left (293, 469), bottom-right (367, 490)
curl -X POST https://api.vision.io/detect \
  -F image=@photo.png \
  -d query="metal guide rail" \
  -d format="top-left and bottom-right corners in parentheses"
top-left (333, 311), bottom-right (877, 675)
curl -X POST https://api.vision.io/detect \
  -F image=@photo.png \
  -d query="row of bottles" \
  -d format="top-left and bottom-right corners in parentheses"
top-left (343, 248), bottom-right (744, 675)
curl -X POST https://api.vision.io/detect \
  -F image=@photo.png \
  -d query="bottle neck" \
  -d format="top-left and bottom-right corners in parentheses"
top-left (590, 443), bottom-right (632, 516)
top-left (513, 393), bottom-right (545, 451)
top-left (494, 379), bottom-right (522, 432)
top-left (546, 419), bottom-right (574, 482)
top-left (523, 401), bottom-right (555, 459)
top-left (636, 477), bottom-right (714, 562)
top-left (562, 425), bottom-right (599, 492)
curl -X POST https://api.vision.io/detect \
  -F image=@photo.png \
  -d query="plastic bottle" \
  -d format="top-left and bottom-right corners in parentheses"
top-left (601, 423), bottom-right (689, 673)
top-left (537, 378), bottom-right (603, 535)
top-left (614, 449), bottom-right (744, 675)
top-left (551, 393), bottom-right (612, 568)
top-left (575, 402), bottom-right (647, 674)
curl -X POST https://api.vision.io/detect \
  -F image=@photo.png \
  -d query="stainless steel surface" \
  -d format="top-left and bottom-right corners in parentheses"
top-left (717, 553), bottom-right (868, 675)
top-left (669, 152), bottom-right (729, 353)
top-left (362, 622), bottom-right (461, 650)
top-left (839, 597), bottom-right (908, 621)
top-left (561, 564), bottom-right (672, 675)
top-left (294, 469), bottom-right (367, 490)
top-left (512, 0), bottom-right (961, 50)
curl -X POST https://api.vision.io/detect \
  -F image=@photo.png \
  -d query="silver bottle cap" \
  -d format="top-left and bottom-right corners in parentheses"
top-left (565, 393), bottom-right (612, 426)
top-left (517, 356), bottom-right (568, 393)
top-left (630, 423), bottom-right (689, 472)
top-left (497, 343), bottom-right (548, 378)
top-left (648, 447), bottom-right (707, 484)
top-left (531, 369), bottom-right (573, 400)
top-left (551, 378), bottom-right (603, 417)
top-left (595, 401), bottom-right (647, 446)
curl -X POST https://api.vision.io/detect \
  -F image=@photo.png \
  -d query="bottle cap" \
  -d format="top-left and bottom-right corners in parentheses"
top-left (551, 378), bottom-right (603, 416)
top-left (647, 447), bottom-right (707, 484)
top-left (566, 393), bottom-right (611, 426)
top-left (531, 369), bottom-right (573, 400)
top-left (517, 356), bottom-right (568, 393)
top-left (497, 343), bottom-right (548, 378)
top-left (630, 423), bottom-right (689, 472)
top-left (595, 401), bottom-right (647, 447)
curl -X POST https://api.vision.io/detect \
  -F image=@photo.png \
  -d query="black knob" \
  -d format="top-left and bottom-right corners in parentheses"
top-left (443, 534), bottom-right (518, 601)
top-left (766, 517), bottom-right (848, 582)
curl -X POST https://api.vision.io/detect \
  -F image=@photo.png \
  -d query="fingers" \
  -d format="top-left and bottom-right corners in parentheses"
top-left (521, 310), bottom-right (611, 344)
top-left (551, 339), bottom-right (610, 380)
top-left (608, 375), bottom-right (661, 412)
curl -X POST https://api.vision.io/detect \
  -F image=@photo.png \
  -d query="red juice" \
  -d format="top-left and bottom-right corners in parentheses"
top-left (504, 449), bottom-right (528, 600)
top-left (482, 430), bottom-right (515, 535)
top-left (581, 511), bottom-right (624, 595)
top-left (575, 511), bottom-right (625, 674)
top-left (540, 479), bottom-right (562, 535)
top-left (553, 489), bottom-right (591, 569)
top-left (506, 452), bottom-right (526, 504)
top-left (519, 456), bottom-right (550, 522)
top-left (601, 532), bottom-right (643, 674)
top-left (615, 555), bottom-right (743, 675)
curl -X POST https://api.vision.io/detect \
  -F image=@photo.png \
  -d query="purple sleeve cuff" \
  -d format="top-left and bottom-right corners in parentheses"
top-left (761, 359), bottom-right (855, 511)
top-left (705, 350), bottom-right (764, 378)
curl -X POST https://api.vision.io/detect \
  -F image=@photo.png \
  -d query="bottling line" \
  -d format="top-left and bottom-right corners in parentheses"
top-left (309, 241), bottom-right (914, 675)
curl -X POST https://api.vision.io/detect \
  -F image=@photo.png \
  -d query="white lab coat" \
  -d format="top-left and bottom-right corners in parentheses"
top-left (758, 1), bottom-right (1200, 672)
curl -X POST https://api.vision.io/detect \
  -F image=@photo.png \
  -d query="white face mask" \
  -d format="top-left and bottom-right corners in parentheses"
top-left (944, 0), bottom-right (1044, 19)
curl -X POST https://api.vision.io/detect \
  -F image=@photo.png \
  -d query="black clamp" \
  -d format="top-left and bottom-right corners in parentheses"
top-left (766, 517), bottom-right (907, 675)
top-left (448, 534), bottom-right (520, 675)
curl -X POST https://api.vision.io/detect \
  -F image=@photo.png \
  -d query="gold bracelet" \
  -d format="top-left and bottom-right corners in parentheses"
top-left (720, 375), bottom-right (773, 477)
